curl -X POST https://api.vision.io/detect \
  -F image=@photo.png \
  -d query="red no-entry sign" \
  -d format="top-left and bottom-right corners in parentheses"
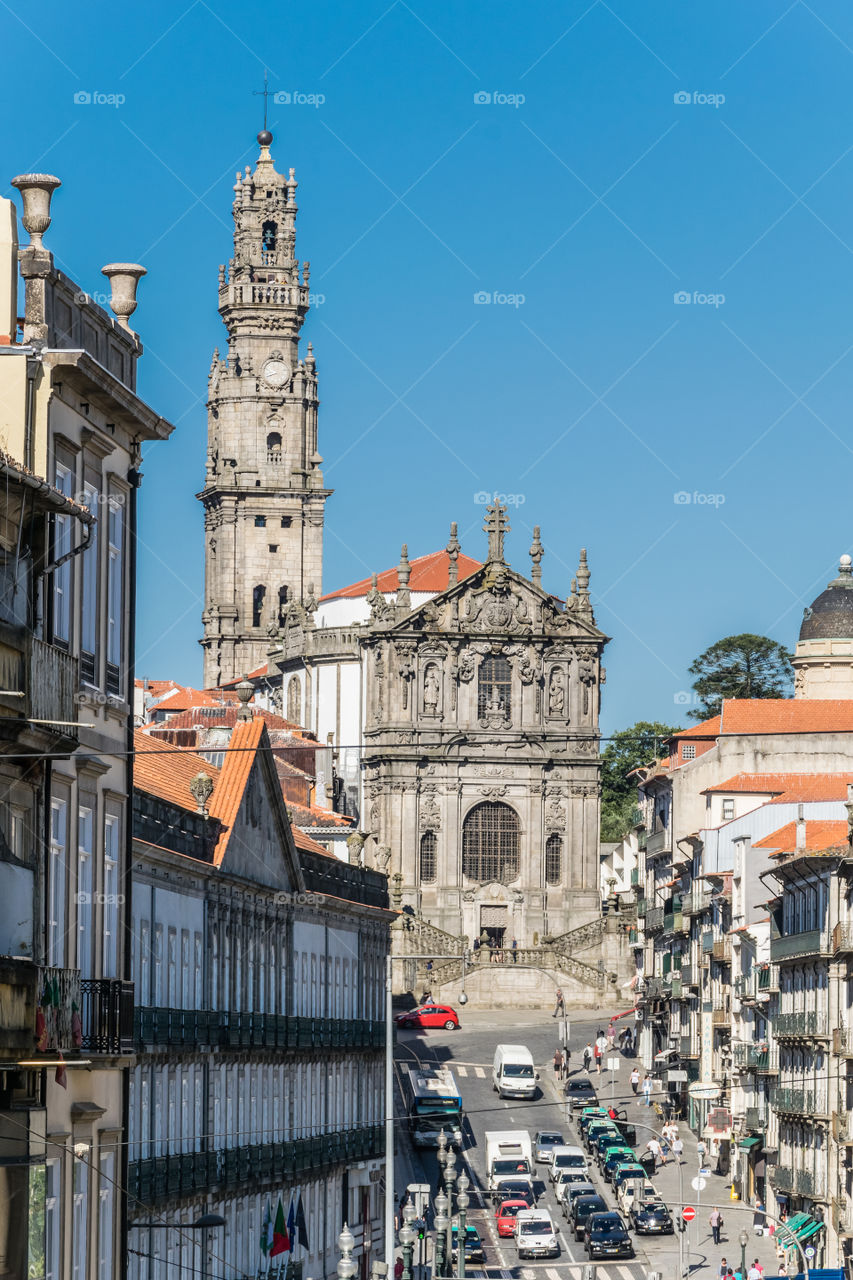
top-left (682, 1207), bottom-right (696, 1222)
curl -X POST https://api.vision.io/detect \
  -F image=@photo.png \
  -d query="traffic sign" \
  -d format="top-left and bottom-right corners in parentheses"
top-left (688, 1081), bottom-right (722, 1101)
top-left (804, 1247), bottom-right (816, 1259)
top-left (691, 1176), bottom-right (707, 1191)
top-left (607, 1056), bottom-right (620, 1071)
top-left (682, 1206), bottom-right (696, 1222)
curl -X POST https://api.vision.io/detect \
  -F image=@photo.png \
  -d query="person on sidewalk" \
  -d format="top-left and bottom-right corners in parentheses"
top-left (748, 1260), bottom-right (763, 1279)
top-left (553, 1048), bottom-right (564, 1080)
top-left (552, 988), bottom-right (565, 1017)
top-left (646, 1137), bottom-right (662, 1168)
top-left (594, 1041), bottom-right (602, 1073)
top-left (672, 1135), bottom-right (684, 1164)
top-left (709, 1206), bottom-right (723, 1245)
top-left (753, 1199), bottom-right (766, 1236)
top-left (630, 1066), bottom-right (640, 1095)
top-left (697, 1138), bottom-right (707, 1169)
top-left (582, 1042), bottom-right (593, 1072)
top-left (718, 1259), bottom-right (728, 1277)
top-left (642, 1074), bottom-right (653, 1107)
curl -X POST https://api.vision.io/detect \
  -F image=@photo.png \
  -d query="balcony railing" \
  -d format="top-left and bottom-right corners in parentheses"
top-left (772, 1087), bottom-right (828, 1117)
top-left (636, 898), bottom-right (647, 918)
top-left (770, 930), bottom-right (831, 962)
top-left (833, 922), bottom-right (853, 953)
top-left (639, 976), bottom-right (668, 1000)
top-left (80, 980), bottom-right (135, 1054)
top-left (669, 977), bottom-right (683, 999)
top-left (713, 937), bottom-right (732, 963)
top-left (833, 1027), bottom-right (853, 1056)
top-left (646, 829), bottom-right (671, 857)
top-left (712, 1005), bottom-right (731, 1027)
top-left (128, 1124), bottom-right (385, 1206)
top-left (646, 906), bottom-right (665, 932)
top-left (0, 630), bottom-right (80, 745)
top-left (134, 1008), bottom-right (386, 1052)
top-left (36, 965), bottom-right (81, 1052)
top-left (774, 1010), bottom-right (829, 1038)
top-left (663, 911), bottom-right (686, 936)
top-left (630, 867), bottom-right (639, 886)
top-left (684, 888), bottom-right (713, 915)
top-left (745, 1106), bottom-right (770, 1130)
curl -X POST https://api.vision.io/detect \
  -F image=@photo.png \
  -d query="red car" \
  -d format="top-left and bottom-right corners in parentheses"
top-left (495, 1200), bottom-right (530, 1237)
top-left (394, 1004), bottom-right (459, 1030)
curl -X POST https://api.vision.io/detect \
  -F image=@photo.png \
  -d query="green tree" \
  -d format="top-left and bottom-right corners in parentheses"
top-left (688, 633), bottom-right (793, 721)
top-left (600, 720), bottom-right (679, 841)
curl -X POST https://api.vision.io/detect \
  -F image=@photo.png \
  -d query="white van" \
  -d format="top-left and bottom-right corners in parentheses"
top-left (514, 1209), bottom-right (558, 1259)
top-left (492, 1044), bottom-right (538, 1099)
top-left (549, 1145), bottom-right (588, 1182)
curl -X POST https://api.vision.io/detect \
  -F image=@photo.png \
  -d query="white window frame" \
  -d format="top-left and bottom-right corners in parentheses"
top-left (45, 1158), bottom-right (61, 1280)
top-left (77, 805), bottom-right (94, 975)
top-left (53, 461), bottom-right (74, 645)
top-left (106, 495), bottom-right (124, 669)
top-left (81, 479), bottom-right (100, 668)
top-left (49, 796), bottom-right (69, 966)
top-left (72, 1145), bottom-right (90, 1280)
top-left (102, 814), bottom-right (119, 978)
top-left (97, 1148), bottom-right (115, 1280)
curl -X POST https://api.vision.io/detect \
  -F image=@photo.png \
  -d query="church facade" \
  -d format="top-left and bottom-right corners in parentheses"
top-left (200, 130), bottom-right (610, 949)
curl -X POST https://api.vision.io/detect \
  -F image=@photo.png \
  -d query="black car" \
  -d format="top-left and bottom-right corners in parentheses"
top-left (583, 1211), bottom-right (634, 1260)
top-left (630, 1201), bottom-right (674, 1235)
top-left (570, 1194), bottom-right (608, 1241)
top-left (565, 1078), bottom-right (598, 1110)
top-left (494, 1181), bottom-right (535, 1208)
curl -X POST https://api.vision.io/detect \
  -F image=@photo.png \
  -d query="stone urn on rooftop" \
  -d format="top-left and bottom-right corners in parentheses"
top-left (101, 262), bottom-right (147, 332)
top-left (11, 173), bottom-right (61, 249)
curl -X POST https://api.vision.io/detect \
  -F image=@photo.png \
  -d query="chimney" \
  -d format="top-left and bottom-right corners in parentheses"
top-left (796, 803), bottom-right (806, 853)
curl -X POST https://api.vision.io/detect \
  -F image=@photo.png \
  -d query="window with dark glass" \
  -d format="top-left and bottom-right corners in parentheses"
top-left (478, 655), bottom-right (512, 719)
top-left (462, 802), bottom-right (520, 882)
top-left (545, 834), bottom-right (562, 885)
top-left (252, 585), bottom-right (266, 628)
top-left (80, 479), bottom-right (99, 683)
top-left (420, 832), bottom-right (437, 883)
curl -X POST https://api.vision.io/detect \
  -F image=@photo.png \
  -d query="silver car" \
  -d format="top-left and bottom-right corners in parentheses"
top-left (533, 1131), bottom-right (565, 1163)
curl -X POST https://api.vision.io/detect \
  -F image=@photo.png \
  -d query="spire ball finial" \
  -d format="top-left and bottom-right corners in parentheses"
top-left (257, 129), bottom-right (273, 147)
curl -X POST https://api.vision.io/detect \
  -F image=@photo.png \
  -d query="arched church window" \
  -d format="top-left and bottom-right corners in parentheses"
top-left (419, 832), bottom-right (437, 884)
top-left (462, 802), bottom-right (519, 883)
top-left (278, 586), bottom-right (288, 623)
top-left (545, 834), bottom-right (562, 885)
top-left (478, 655), bottom-right (512, 720)
top-left (262, 221), bottom-right (277, 252)
top-left (287, 675), bottom-right (301, 723)
top-left (267, 432), bottom-right (283, 463)
top-left (252, 585), bottom-right (266, 628)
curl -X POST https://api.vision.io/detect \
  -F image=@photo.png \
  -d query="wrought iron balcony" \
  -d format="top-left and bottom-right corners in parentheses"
top-left (745, 1106), bottom-right (769, 1130)
top-left (833, 922), bottom-right (853, 953)
top-left (646, 829), bottom-right (671, 857)
top-left (774, 1010), bottom-right (829, 1039)
top-left (0, 629), bottom-right (80, 751)
top-left (669, 977), bottom-right (683, 999)
top-left (645, 906), bottom-right (665, 932)
top-left (770, 930), bottom-right (831, 962)
top-left (134, 1008), bottom-right (386, 1053)
top-left (712, 1005), bottom-right (731, 1027)
top-left (128, 1124), bottom-right (386, 1206)
top-left (772, 1087), bottom-right (828, 1117)
top-left (683, 888), bottom-right (713, 916)
top-left (712, 937), bottom-right (732, 963)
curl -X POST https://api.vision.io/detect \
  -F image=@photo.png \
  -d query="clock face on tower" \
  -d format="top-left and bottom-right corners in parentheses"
top-left (262, 358), bottom-right (291, 389)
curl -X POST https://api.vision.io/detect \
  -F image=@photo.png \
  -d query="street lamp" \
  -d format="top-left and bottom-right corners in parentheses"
top-left (436, 1129), bottom-right (448, 1190)
top-left (444, 1150), bottom-right (457, 1277)
top-left (434, 1193), bottom-right (449, 1278)
top-left (739, 1228), bottom-right (749, 1280)
top-left (456, 1172), bottom-right (469, 1280)
top-left (399, 1204), bottom-right (417, 1280)
top-left (338, 1225), bottom-right (358, 1280)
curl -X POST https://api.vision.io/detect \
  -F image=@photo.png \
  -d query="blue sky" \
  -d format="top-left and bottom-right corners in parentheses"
top-left (6, 0), bottom-right (853, 734)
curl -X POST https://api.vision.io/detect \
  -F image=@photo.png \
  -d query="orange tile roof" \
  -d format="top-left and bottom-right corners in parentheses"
top-left (719, 699), bottom-right (853, 735)
top-left (133, 730), bottom-right (220, 813)
top-left (754, 820), bottom-right (849, 853)
top-left (135, 678), bottom-right (181, 695)
top-left (673, 716), bottom-right (722, 739)
top-left (288, 800), bottom-right (356, 829)
top-left (151, 685), bottom-right (240, 714)
top-left (291, 825), bottom-right (333, 856)
top-left (208, 718), bottom-right (264, 865)
top-left (147, 705), bottom-right (308, 735)
top-left (704, 772), bottom-right (853, 803)
top-left (221, 664), bottom-right (269, 684)
top-left (320, 548), bottom-right (482, 601)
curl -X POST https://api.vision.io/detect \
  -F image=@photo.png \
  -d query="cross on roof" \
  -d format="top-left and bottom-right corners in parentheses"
top-left (483, 501), bottom-right (511, 563)
top-left (253, 69), bottom-right (272, 131)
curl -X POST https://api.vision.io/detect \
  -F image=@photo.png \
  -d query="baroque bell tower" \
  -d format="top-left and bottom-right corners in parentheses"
top-left (199, 128), bottom-right (329, 688)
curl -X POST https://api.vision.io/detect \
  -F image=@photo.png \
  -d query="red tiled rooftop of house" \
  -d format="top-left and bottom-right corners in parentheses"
top-left (704, 772), bottom-right (853, 803)
top-left (719, 699), bottom-right (853, 735)
top-left (754, 820), bottom-right (849, 853)
top-left (133, 730), bottom-right (220, 814)
top-left (146, 705), bottom-right (309, 736)
top-left (288, 800), bottom-right (356, 829)
top-left (672, 716), bottom-right (722, 739)
top-left (320, 549), bottom-right (482, 601)
top-left (148, 684), bottom-right (240, 714)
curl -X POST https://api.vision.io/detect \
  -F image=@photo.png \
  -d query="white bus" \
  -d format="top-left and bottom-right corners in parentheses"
top-left (401, 1065), bottom-right (464, 1148)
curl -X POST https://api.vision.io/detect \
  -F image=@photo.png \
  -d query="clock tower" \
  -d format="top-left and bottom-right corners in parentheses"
top-left (199, 129), bottom-right (330, 688)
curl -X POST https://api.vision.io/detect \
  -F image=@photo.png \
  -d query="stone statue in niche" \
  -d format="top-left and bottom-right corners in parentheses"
top-left (548, 667), bottom-right (565, 717)
top-left (423, 665), bottom-right (441, 714)
top-left (578, 647), bottom-right (597, 715)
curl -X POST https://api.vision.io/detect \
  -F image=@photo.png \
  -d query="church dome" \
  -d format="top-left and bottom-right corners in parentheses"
top-left (799, 555), bottom-right (853, 641)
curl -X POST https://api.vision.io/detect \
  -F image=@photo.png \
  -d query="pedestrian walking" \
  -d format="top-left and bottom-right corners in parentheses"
top-left (718, 1259), bottom-right (728, 1277)
top-left (395, 1260), bottom-right (404, 1280)
top-left (697, 1138), bottom-right (707, 1169)
top-left (709, 1207), bottom-right (723, 1246)
top-left (630, 1067), bottom-right (640, 1095)
top-left (511, 937), bottom-right (518, 963)
top-left (672, 1136), bottom-right (684, 1164)
top-left (553, 1048), bottom-right (564, 1080)
top-left (748, 1260), bottom-right (763, 1279)
top-left (552, 988), bottom-right (565, 1018)
top-left (593, 1041), bottom-right (602, 1073)
top-left (582, 1042), bottom-right (593, 1072)
top-left (606, 1022), bottom-right (615, 1049)
top-left (646, 1138), bottom-right (662, 1168)
top-left (641, 1074), bottom-right (653, 1107)
top-left (753, 1199), bottom-right (766, 1236)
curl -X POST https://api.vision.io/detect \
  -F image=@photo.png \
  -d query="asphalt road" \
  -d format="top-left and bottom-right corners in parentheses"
top-left (394, 1005), bottom-right (689, 1280)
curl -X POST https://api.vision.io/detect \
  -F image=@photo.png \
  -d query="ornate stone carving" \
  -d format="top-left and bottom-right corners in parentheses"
top-left (463, 567), bottom-right (531, 633)
top-left (422, 663), bottom-right (442, 716)
top-left (458, 651), bottom-right (476, 682)
top-left (375, 845), bottom-right (391, 873)
top-left (473, 765), bottom-right (508, 777)
top-left (419, 795), bottom-right (441, 832)
top-left (545, 797), bottom-right (566, 830)
top-left (346, 832), bottom-right (365, 865)
top-left (547, 666), bottom-right (566, 718)
top-left (479, 784), bottom-right (507, 798)
top-left (394, 640), bottom-right (416, 708)
top-left (578, 645), bottom-right (598, 715)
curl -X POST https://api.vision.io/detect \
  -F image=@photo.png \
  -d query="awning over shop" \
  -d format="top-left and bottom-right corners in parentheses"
top-left (739, 1135), bottom-right (763, 1150)
top-left (797, 1219), bottom-right (824, 1243)
top-left (775, 1213), bottom-right (825, 1250)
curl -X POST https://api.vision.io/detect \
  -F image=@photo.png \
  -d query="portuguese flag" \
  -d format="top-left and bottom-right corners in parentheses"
top-left (270, 1197), bottom-right (289, 1257)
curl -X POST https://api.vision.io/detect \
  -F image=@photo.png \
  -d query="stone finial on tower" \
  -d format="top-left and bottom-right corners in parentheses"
top-left (396, 544), bottom-right (411, 611)
top-left (189, 772), bottom-right (215, 816)
top-left (101, 264), bottom-right (147, 333)
top-left (235, 675), bottom-right (254, 721)
top-left (576, 548), bottom-right (593, 618)
top-left (529, 526), bottom-right (544, 585)
top-left (446, 522), bottom-right (461, 586)
top-left (483, 501), bottom-right (510, 563)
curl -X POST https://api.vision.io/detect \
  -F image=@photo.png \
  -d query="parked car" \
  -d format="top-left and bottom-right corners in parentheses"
top-left (553, 1170), bottom-right (594, 1203)
top-left (394, 1004), bottom-right (459, 1030)
top-left (630, 1201), bottom-right (674, 1235)
top-left (612, 1163), bottom-right (647, 1194)
top-left (494, 1181), bottom-right (535, 1208)
top-left (495, 1200), bottom-right (530, 1238)
top-left (451, 1226), bottom-right (485, 1262)
top-left (603, 1147), bottom-right (638, 1181)
top-left (549, 1145), bottom-right (587, 1181)
top-left (533, 1130), bottom-right (565, 1163)
top-left (570, 1194), bottom-right (608, 1241)
top-left (594, 1132), bottom-right (630, 1163)
top-left (583, 1121), bottom-right (620, 1152)
top-left (617, 1178), bottom-right (659, 1215)
top-left (560, 1182), bottom-right (596, 1218)
top-left (583, 1211), bottom-right (634, 1260)
top-left (514, 1209), bottom-right (559, 1259)
top-left (565, 1077), bottom-right (598, 1110)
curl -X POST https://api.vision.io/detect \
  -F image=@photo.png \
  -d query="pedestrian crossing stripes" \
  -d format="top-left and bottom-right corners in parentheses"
top-left (457, 1065), bottom-right (467, 1076)
top-left (468, 1267), bottom-right (641, 1280)
top-left (475, 1066), bottom-right (486, 1077)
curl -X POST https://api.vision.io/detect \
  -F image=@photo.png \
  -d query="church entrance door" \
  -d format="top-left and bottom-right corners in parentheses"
top-left (479, 905), bottom-right (508, 953)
